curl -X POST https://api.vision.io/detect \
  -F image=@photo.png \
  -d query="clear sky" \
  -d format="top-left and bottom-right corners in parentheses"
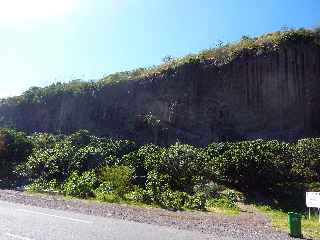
top-left (0, 0), bottom-right (319, 98)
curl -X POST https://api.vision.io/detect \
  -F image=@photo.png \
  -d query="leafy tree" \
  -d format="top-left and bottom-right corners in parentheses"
top-left (290, 138), bottom-right (320, 182)
top-left (0, 128), bottom-right (32, 185)
top-left (209, 140), bottom-right (292, 191)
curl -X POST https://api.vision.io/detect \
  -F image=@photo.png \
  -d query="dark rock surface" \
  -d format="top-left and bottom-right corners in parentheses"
top-left (1, 41), bottom-right (320, 145)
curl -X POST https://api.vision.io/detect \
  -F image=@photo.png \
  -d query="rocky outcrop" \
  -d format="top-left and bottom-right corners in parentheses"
top-left (1, 41), bottom-right (320, 145)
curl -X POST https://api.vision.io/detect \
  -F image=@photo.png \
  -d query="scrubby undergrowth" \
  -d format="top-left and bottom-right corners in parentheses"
top-left (0, 128), bottom-right (319, 213)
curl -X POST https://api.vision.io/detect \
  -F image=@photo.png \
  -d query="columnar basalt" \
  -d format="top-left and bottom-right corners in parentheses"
top-left (0, 40), bottom-right (320, 145)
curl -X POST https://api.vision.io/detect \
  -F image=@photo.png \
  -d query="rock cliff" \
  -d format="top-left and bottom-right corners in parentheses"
top-left (1, 31), bottom-right (320, 145)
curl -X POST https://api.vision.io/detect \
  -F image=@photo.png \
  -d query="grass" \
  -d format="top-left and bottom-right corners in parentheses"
top-left (205, 197), bottom-right (241, 215)
top-left (25, 189), bottom-right (164, 210)
top-left (206, 205), bottom-right (241, 215)
top-left (256, 205), bottom-right (320, 239)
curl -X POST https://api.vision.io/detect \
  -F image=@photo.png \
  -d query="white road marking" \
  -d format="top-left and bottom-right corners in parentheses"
top-left (5, 233), bottom-right (34, 240)
top-left (17, 209), bottom-right (92, 224)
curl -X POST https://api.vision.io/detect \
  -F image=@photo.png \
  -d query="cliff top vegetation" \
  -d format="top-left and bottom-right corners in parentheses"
top-left (1, 27), bottom-right (320, 106)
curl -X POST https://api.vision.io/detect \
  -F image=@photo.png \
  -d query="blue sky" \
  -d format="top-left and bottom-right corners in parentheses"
top-left (0, 0), bottom-right (319, 98)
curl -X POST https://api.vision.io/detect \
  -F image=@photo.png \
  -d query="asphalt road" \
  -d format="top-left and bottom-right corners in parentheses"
top-left (0, 200), bottom-right (225, 240)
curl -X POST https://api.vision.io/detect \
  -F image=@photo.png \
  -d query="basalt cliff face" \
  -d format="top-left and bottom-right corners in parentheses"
top-left (1, 40), bottom-right (320, 145)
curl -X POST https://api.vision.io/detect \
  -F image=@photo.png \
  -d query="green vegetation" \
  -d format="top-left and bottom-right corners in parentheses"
top-left (257, 205), bottom-right (320, 239)
top-left (63, 170), bottom-right (98, 198)
top-left (0, 128), bottom-right (32, 187)
top-left (96, 165), bottom-right (134, 199)
top-left (1, 28), bottom-right (319, 106)
top-left (0, 128), bottom-right (319, 215)
top-left (0, 27), bottom-right (319, 236)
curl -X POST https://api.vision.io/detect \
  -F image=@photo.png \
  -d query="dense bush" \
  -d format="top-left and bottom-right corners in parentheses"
top-left (125, 186), bottom-right (150, 203)
top-left (94, 182), bottom-right (121, 203)
top-left (145, 171), bottom-right (170, 203)
top-left (0, 128), bottom-right (31, 185)
top-left (193, 182), bottom-right (226, 198)
top-left (142, 142), bottom-right (209, 193)
top-left (1, 127), bottom-right (320, 211)
top-left (98, 166), bottom-right (134, 197)
top-left (184, 193), bottom-right (206, 210)
top-left (206, 140), bottom-right (292, 191)
top-left (17, 138), bottom-right (77, 182)
top-left (161, 143), bottom-right (209, 192)
top-left (120, 151), bottom-right (147, 186)
top-left (291, 138), bottom-right (320, 182)
top-left (25, 178), bottom-right (61, 193)
top-left (16, 131), bottom-right (136, 184)
top-left (159, 189), bottom-right (188, 210)
top-left (63, 170), bottom-right (98, 198)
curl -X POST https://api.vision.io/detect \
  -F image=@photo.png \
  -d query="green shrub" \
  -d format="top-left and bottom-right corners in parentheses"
top-left (25, 179), bottom-right (61, 193)
top-left (161, 143), bottom-right (208, 192)
top-left (291, 138), bottom-right (320, 182)
top-left (209, 140), bottom-right (292, 191)
top-left (97, 192), bottom-right (121, 203)
top-left (143, 143), bottom-right (209, 193)
top-left (3, 126), bottom-right (320, 212)
top-left (307, 182), bottom-right (320, 191)
top-left (185, 192), bottom-right (206, 210)
top-left (220, 189), bottom-right (245, 203)
top-left (98, 166), bottom-right (134, 196)
top-left (206, 197), bottom-right (239, 211)
top-left (193, 182), bottom-right (226, 198)
top-left (125, 186), bottom-right (151, 203)
top-left (16, 139), bottom-right (78, 183)
top-left (120, 150), bottom-right (147, 185)
top-left (94, 182), bottom-right (121, 203)
top-left (0, 128), bottom-right (32, 184)
top-left (139, 144), bottom-right (165, 172)
top-left (63, 170), bottom-right (98, 198)
top-left (160, 189), bottom-right (188, 211)
top-left (28, 132), bottom-right (60, 150)
top-left (16, 131), bottom-right (137, 184)
top-left (145, 171), bottom-right (170, 202)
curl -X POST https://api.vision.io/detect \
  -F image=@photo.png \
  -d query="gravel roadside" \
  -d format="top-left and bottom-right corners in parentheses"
top-left (0, 189), bottom-right (294, 240)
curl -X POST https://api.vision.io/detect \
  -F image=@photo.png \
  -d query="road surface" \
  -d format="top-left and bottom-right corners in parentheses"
top-left (0, 200), bottom-right (223, 240)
